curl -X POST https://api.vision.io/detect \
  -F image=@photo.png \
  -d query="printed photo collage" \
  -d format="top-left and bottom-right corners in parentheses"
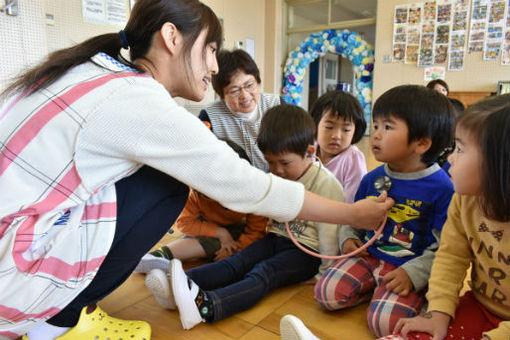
top-left (392, 0), bottom-right (510, 69)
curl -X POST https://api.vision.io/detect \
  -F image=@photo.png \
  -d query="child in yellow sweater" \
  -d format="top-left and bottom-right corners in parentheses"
top-left (391, 94), bottom-right (510, 340)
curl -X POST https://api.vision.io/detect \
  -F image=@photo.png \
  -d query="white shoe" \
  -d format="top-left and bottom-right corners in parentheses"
top-left (280, 314), bottom-right (321, 340)
top-left (135, 253), bottom-right (171, 274)
top-left (170, 259), bottom-right (203, 330)
top-left (145, 268), bottom-right (176, 310)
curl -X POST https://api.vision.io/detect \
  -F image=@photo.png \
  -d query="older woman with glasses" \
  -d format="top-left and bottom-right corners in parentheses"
top-left (199, 49), bottom-right (284, 172)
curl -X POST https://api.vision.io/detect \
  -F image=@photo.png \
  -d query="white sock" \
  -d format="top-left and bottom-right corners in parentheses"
top-left (26, 322), bottom-right (70, 340)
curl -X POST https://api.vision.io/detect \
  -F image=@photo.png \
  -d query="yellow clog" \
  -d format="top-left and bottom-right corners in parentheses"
top-left (56, 305), bottom-right (151, 340)
top-left (20, 306), bottom-right (151, 340)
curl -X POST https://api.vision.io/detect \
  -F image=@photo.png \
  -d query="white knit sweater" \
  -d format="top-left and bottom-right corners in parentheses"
top-left (0, 53), bottom-right (304, 338)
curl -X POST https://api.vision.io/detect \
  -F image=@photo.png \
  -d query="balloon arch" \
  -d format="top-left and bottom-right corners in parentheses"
top-left (282, 29), bottom-right (375, 122)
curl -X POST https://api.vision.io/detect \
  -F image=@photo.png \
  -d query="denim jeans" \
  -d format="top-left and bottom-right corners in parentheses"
top-left (49, 166), bottom-right (189, 326)
top-left (187, 233), bottom-right (321, 322)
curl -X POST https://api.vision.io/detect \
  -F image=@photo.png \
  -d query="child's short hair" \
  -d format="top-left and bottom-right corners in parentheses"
top-left (457, 94), bottom-right (510, 221)
top-left (373, 85), bottom-right (455, 164)
top-left (449, 97), bottom-right (465, 117)
top-left (310, 90), bottom-right (367, 144)
top-left (257, 104), bottom-right (315, 156)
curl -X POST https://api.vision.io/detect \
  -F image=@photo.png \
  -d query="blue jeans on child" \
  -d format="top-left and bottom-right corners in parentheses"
top-left (186, 233), bottom-right (321, 322)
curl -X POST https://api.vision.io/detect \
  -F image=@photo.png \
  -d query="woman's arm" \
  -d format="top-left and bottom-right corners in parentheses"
top-left (298, 190), bottom-right (393, 230)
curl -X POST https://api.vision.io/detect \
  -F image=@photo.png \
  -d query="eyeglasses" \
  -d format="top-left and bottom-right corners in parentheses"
top-left (225, 81), bottom-right (258, 97)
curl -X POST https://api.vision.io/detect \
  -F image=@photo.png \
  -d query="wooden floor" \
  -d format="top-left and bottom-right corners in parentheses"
top-left (99, 137), bottom-right (383, 340)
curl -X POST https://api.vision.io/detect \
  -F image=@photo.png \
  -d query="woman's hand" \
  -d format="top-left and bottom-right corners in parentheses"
top-left (383, 267), bottom-right (413, 296)
top-left (394, 311), bottom-right (451, 340)
top-left (350, 191), bottom-right (394, 230)
top-left (342, 238), bottom-right (369, 257)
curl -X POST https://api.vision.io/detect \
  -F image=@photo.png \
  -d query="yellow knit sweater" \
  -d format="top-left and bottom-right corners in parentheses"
top-left (427, 194), bottom-right (510, 340)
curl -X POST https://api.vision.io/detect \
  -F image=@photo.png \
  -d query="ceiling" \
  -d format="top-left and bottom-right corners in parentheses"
top-left (290, 0), bottom-right (377, 25)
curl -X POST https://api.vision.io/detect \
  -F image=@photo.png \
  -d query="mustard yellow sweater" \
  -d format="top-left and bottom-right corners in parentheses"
top-left (427, 194), bottom-right (510, 340)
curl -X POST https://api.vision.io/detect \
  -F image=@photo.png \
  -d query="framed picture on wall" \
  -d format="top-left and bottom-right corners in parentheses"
top-left (497, 81), bottom-right (510, 95)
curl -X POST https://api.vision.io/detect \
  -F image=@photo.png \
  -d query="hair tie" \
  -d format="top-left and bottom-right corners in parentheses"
top-left (119, 30), bottom-right (129, 49)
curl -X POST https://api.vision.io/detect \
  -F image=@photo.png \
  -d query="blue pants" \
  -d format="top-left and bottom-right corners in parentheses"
top-left (49, 166), bottom-right (189, 326)
top-left (187, 233), bottom-right (321, 322)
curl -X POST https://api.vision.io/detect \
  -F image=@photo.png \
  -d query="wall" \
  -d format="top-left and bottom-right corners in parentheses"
top-left (0, 1), bottom-right (47, 87)
top-left (197, 0), bottom-right (267, 113)
top-left (373, 0), bottom-right (508, 101)
top-left (0, 0), bottom-right (268, 115)
top-left (263, 0), bottom-right (284, 94)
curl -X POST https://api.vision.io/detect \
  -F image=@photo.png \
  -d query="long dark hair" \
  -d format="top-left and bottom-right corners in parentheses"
top-left (457, 94), bottom-right (510, 221)
top-left (1, 0), bottom-right (222, 98)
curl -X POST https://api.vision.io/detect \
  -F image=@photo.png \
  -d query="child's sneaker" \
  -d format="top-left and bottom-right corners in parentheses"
top-left (145, 268), bottom-right (176, 310)
top-left (134, 246), bottom-right (173, 274)
top-left (280, 314), bottom-right (320, 340)
top-left (171, 259), bottom-right (204, 330)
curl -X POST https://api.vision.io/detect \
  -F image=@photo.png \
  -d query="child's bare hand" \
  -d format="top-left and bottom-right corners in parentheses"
top-left (342, 238), bottom-right (369, 257)
top-left (214, 241), bottom-right (240, 261)
top-left (350, 191), bottom-right (394, 230)
top-left (394, 311), bottom-right (451, 340)
top-left (214, 227), bottom-right (240, 260)
top-left (382, 267), bottom-right (413, 296)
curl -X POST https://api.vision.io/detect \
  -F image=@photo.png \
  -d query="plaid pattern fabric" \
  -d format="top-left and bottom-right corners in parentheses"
top-left (315, 255), bottom-right (425, 337)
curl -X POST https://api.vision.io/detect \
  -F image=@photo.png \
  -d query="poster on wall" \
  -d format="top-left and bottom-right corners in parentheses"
top-left (503, 30), bottom-right (510, 64)
top-left (107, 0), bottom-right (128, 26)
top-left (82, 0), bottom-right (128, 27)
top-left (484, 0), bottom-right (506, 60)
top-left (503, 0), bottom-right (510, 64)
top-left (82, 0), bottom-right (105, 24)
top-left (468, 0), bottom-right (489, 52)
top-left (407, 3), bottom-right (423, 63)
top-left (434, 0), bottom-right (453, 68)
top-left (424, 65), bottom-right (446, 80)
top-left (393, 4), bottom-right (409, 62)
top-left (448, 0), bottom-right (469, 70)
top-left (419, 1), bottom-right (437, 66)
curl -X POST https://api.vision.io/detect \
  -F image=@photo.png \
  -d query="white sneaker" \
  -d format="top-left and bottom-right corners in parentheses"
top-left (170, 259), bottom-right (203, 330)
top-left (280, 314), bottom-right (321, 340)
top-left (134, 253), bottom-right (170, 274)
top-left (145, 268), bottom-right (176, 310)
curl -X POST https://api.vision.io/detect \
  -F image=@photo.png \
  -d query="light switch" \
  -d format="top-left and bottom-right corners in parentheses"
top-left (46, 13), bottom-right (55, 26)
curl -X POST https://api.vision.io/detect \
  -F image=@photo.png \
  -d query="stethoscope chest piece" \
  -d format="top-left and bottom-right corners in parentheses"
top-left (374, 176), bottom-right (392, 194)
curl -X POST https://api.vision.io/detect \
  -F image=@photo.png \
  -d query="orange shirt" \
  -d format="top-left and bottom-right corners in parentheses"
top-left (175, 188), bottom-right (268, 249)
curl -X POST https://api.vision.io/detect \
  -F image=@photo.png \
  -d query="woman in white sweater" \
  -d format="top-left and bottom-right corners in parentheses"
top-left (0, 0), bottom-right (393, 339)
